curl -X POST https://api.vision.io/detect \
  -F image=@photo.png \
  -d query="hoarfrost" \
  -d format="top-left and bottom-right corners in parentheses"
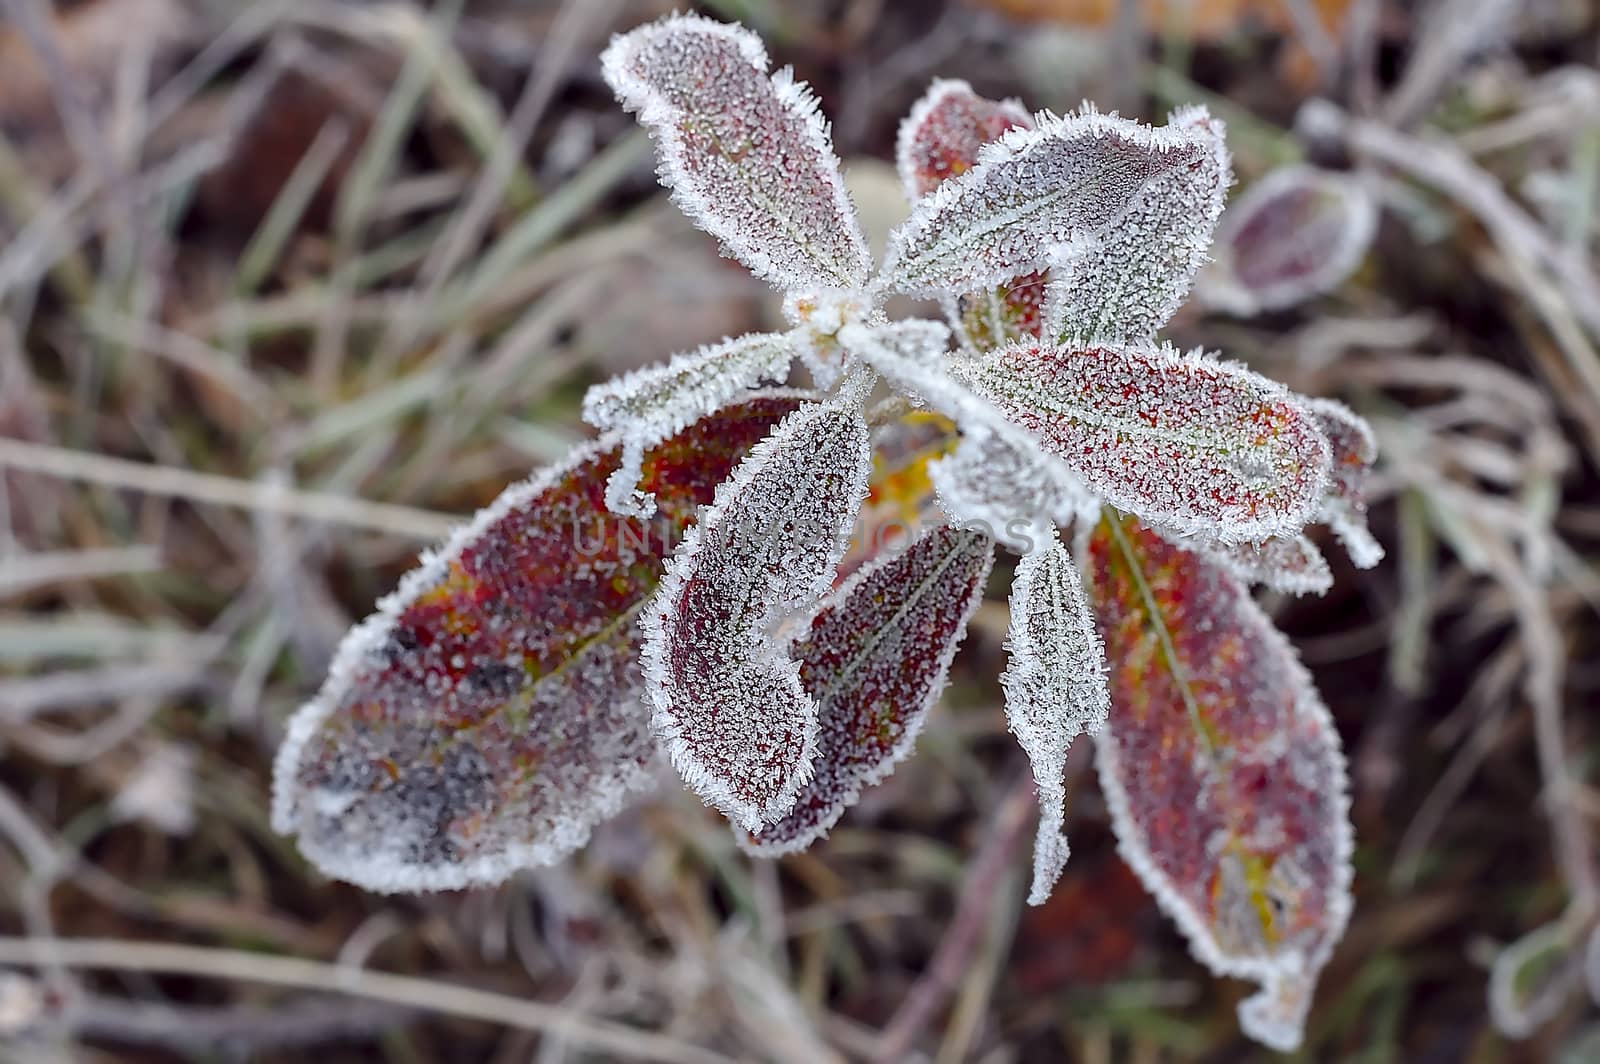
top-left (1306, 397), bottom-right (1385, 569)
top-left (1043, 105), bottom-right (1231, 345)
top-left (960, 341), bottom-right (1332, 542)
top-left (878, 104), bottom-right (1228, 299)
top-left (1088, 516), bottom-right (1354, 1052)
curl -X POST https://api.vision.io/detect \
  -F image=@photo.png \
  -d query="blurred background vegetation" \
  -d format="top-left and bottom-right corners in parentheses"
top-left (1, 0), bottom-right (1599, 1060)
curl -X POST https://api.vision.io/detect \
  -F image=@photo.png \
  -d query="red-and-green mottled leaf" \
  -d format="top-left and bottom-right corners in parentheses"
top-left (740, 523), bottom-right (994, 854)
top-left (1088, 512), bottom-right (1353, 1052)
top-left (270, 394), bottom-right (811, 893)
top-left (895, 78), bottom-right (1047, 352)
top-left (642, 384), bottom-right (873, 833)
top-left (1200, 165), bottom-right (1376, 316)
top-left (960, 342), bottom-right (1332, 542)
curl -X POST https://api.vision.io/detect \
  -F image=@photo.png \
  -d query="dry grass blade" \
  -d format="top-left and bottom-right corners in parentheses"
top-left (0, 936), bottom-right (734, 1064)
top-left (0, 438), bottom-right (457, 539)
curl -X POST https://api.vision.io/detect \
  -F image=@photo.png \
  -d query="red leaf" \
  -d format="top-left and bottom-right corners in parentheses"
top-left (741, 524), bottom-right (995, 854)
top-left (271, 395), bottom-right (810, 892)
top-left (896, 78), bottom-right (1033, 201)
top-left (1088, 513), bottom-right (1353, 1051)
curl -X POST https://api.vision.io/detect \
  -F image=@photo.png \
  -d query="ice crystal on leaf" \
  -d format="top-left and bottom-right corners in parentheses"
top-left (960, 341), bottom-right (1332, 542)
top-left (272, 396), bottom-right (806, 892)
top-left (641, 381), bottom-right (873, 832)
top-left (600, 12), bottom-right (870, 294)
top-left (742, 524), bottom-right (993, 855)
top-left (844, 323), bottom-right (1095, 538)
top-left (1189, 533), bottom-right (1335, 597)
top-left (1001, 529), bottom-right (1110, 905)
top-left (1200, 164), bottom-right (1377, 316)
top-left (896, 79), bottom-right (1034, 200)
top-left (276, 13), bottom-right (1385, 1050)
top-left (1088, 514), bottom-right (1353, 1053)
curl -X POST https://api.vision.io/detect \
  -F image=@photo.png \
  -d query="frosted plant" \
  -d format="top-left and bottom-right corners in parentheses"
top-left (1198, 164), bottom-right (1378, 316)
top-left (273, 13), bottom-right (1387, 1052)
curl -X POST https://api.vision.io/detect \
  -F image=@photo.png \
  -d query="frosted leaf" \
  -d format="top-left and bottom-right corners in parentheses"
top-left (929, 431), bottom-right (1084, 552)
top-left (742, 524), bottom-right (994, 854)
top-left (1200, 165), bottom-right (1377, 316)
top-left (895, 81), bottom-right (1051, 353)
top-left (1089, 514), bottom-right (1353, 1052)
top-left (783, 289), bottom-right (871, 388)
top-left (1306, 398), bottom-right (1384, 568)
top-left (895, 78), bottom-right (1033, 202)
top-left (1043, 106), bottom-right (1231, 345)
top-left (601, 13), bottom-right (871, 293)
top-left (959, 341), bottom-right (1332, 542)
top-left (272, 396), bottom-right (807, 892)
top-left (878, 105), bottom-right (1229, 299)
top-left (843, 322), bottom-right (1095, 524)
top-left (642, 382), bottom-right (874, 832)
top-left (841, 317), bottom-right (952, 369)
top-left (1001, 528), bottom-right (1110, 905)
top-left (583, 331), bottom-right (798, 516)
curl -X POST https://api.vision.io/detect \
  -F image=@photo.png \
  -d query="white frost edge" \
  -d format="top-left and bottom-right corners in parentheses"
top-left (600, 12), bottom-right (872, 293)
top-left (740, 524), bottom-right (996, 857)
top-left (1152, 525), bottom-right (1335, 597)
top-left (1199, 164), bottom-right (1378, 317)
top-left (639, 384), bottom-right (874, 834)
top-left (1039, 106), bottom-right (1232, 347)
top-left (843, 321), bottom-right (1097, 527)
top-left (1092, 563), bottom-right (1355, 1052)
top-left (1304, 396), bottom-right (1386, 570)
top-left (928, 435), bottom-right (1070, 552)
top-left (878, 102), bottom-right (1225, 298)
